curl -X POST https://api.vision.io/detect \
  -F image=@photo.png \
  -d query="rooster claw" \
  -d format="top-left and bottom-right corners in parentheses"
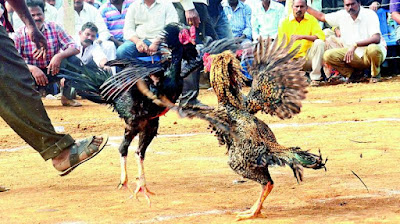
top-left (134, 178), bottom-right (155, 206)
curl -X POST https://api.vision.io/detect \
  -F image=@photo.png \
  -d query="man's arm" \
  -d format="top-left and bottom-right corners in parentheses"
top-left (7, 0), bottom-right (47, 55)
top-left (307, 6), bottom-right (326, 22)
top-left (243, 6), bottom-right (252, 40)
top-left (48, 47), bottom-right (79, 75)
top-left (179, 0), bottom-right (201, 27)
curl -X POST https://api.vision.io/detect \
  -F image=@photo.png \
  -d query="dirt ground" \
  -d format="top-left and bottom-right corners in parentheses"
top-left (1, 77), bottom-right (400, 224)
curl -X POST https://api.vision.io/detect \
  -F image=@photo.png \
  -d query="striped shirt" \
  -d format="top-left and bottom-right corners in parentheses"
top-left (13, 22), bottom-right (77, 68)
top-left (223, 1), bottom-right (252, 40)
top-left (99, 0), bottom-right (134, 41)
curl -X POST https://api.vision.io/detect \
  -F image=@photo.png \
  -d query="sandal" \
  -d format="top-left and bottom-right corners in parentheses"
top-left (59, 135), bottom-right (109, 176)
top-left (370, 75), bottom-right (381, 83)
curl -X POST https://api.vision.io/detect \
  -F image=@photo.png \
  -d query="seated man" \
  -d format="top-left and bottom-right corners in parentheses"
top-left (307, 0), bottom-right (386, 83)
top-left (57, 0), bottom-right (117, 62)
top-left (75, 22), bottom-right (109, 69)
top-left (116, 0), bottom-right (178, 60)
top-left (250, 0), bottom-right (286, 41)
top-left (278, 0), bottom-right (325, 86)
top-left (99, 0), bottom-right (134, 48)
top-left (223, 0), bottom-right (252, 43)
top-left (13, 0), bottom-right (81, 106)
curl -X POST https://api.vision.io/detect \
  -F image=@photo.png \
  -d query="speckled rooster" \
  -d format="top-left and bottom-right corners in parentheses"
top-left (182, 36), bottom-right (327, 220)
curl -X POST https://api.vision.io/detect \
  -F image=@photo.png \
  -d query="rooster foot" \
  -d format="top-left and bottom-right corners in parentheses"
top-left (236, 209), bottom-right (266, 221)
top-left (134, 176), bottom-right (155, 206)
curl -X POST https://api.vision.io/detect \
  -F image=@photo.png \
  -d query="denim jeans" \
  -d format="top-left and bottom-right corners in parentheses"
top-left (116, 39), bottom-right (152, 60)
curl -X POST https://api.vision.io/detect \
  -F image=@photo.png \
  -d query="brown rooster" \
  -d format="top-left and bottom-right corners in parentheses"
top-left (182, 36), bottom-right (327, 220)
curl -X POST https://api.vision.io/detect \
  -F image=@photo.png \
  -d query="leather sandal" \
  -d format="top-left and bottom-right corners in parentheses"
top-left (59, 135), bottom-right (109, 176)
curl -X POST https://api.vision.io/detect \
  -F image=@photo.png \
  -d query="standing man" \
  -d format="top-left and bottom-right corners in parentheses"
top-left (0, 0), bottom-right (108, 189)
top-left (307, 0), bottom-right (386, 83)
top-left (278, 0), bottom-right (325, 86)
top-left (174, 0), bottom-right (232, 108)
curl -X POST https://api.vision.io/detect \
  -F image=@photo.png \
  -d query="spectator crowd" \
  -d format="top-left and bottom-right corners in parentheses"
top-left (1, 0), bottom-right (398, 104)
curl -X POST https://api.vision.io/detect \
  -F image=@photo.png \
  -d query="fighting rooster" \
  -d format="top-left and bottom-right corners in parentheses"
top-left (182, 36), bottom-right (327, 220)
top-left (58, 23), bottom-right (237, 205)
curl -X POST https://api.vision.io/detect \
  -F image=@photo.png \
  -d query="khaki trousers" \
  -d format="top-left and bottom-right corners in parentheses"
top-left (323, 44), bottom-right (384, 78)
top-left (303, 39), bottom-right (325, 81)
top-left (0, 26), bottom-right (74, 160)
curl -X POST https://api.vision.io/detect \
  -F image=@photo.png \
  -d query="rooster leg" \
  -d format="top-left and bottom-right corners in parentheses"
top-left (117, 156), bottom-right (135, 195)
top-left (134, 155), bottom-right (155, 206)
top-left (133, 119), bottom-right (158, 206)
top-left (236, 182), bottom-right (274, 221)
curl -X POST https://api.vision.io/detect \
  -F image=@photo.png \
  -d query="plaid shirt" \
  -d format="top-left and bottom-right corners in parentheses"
top-left (13, 22), bottom-right (77, 69)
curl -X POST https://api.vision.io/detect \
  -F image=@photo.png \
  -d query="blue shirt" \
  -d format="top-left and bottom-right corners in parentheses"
top-left (223, 1), bottom-right (252, 40)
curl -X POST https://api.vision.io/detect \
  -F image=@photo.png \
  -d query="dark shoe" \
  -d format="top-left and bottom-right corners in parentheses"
top-left (185, 100), bottom-right (214, 110)
top-left (0, 186), bottom-right (9, 192)
top-left (59, 135), bottom-right (109, 176)
top-left (61, 96), bottom-right (82, 107)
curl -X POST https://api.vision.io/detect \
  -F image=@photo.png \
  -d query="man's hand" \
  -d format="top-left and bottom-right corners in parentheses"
top-left (30, 65), bottom-right (48, 86)
top-left (369, 1), bottom-right (380, 11)
top-left (27, 26), bottom-right (47, 61)
top-left (344, 46), bottom-right (356, 63)
top-left (47, 54), bottom-right (62, 75)
top-left (291, 35), bottom-right (303, 41)
top-left (147, 42), bottom-right (159, 55)
top-left (185, 8), bottom-right (200, 28)
top-left (334, 27), bottom-right (341, 37)
top-left (136, 40), bottom-right (148, 53)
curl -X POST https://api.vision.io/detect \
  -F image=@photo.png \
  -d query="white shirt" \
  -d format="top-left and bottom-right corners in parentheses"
top-left (124, 0), bottom-right (179, 42)
top-left (12, 2), bottom-right (58, 31)
top-left (74, 35), bottom-right (107, 66)
top-left (57, 2), bottom-right (111, 42)
top-left (325, 7), bottom-right (387, 59)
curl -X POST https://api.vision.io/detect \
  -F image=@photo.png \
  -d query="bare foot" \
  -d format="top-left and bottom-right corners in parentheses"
top-left (52, 136), bottom-right (104, 172)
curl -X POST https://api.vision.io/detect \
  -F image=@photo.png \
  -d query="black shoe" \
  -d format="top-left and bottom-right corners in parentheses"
top-left (185, 100), bottom-right (214, 110)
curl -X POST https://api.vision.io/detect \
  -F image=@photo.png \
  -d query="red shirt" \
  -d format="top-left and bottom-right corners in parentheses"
top-left (13, 22), bottom-right (77, 69)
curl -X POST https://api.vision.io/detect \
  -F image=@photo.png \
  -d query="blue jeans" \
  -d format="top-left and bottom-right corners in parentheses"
top-left (116, 39), bottom-right (152, 60)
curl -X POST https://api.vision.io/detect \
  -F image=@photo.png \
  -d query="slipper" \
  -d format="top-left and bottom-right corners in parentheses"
top-left (0, 186), bottom-right (9, 192)
top-left (59, 135), bottom-right (108, 176)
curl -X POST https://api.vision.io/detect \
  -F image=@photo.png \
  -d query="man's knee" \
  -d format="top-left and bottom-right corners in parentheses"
top-left (116, 41), bottom-right (134, 59)
top-left (323, 49), bottom-right (336, 62)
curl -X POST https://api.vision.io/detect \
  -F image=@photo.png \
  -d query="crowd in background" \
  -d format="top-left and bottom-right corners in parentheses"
top-left (2, 0), bottom-right (399, 101)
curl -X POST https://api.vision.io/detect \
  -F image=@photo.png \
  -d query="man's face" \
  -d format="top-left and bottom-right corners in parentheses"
top-left (29, 6), bottom-right (45, 30)
top-left (46, 0), bottom-right (56, 6)
top-left (344, 0), bottom-right (360, 16)
top-left (293, 0), bottom-right (307, 20)
top-left (228, 0), bottom-right (239, 6)
top-left (79, 28), bottom-right (97, 44)
top-left (74, 0), bottom-right (84, 10)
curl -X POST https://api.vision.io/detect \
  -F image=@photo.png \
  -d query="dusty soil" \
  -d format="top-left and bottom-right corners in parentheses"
top-left (1, 77), bottom-right (400, 224)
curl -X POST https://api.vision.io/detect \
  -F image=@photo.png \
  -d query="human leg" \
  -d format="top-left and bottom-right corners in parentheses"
top-left (363, 44), bottom-right (385, 78)
top-left (0, 27), bottom-right (107, 175)
top-left (323, 48), bottom-right (365, 78)
top-left (211, 9), bottom-right (233, 40)
top-left (0, 26), bottom-right (75, 160)
top-left (116, 40), bottom-right (148, 60)
top-left (306, 39), bottom-right (325, 81)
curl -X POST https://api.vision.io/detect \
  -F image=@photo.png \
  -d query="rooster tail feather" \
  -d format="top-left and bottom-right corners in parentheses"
top-left (57, 61), bottom-right (112, 104)
top-left (268, 148), bottom-right (326, 183)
